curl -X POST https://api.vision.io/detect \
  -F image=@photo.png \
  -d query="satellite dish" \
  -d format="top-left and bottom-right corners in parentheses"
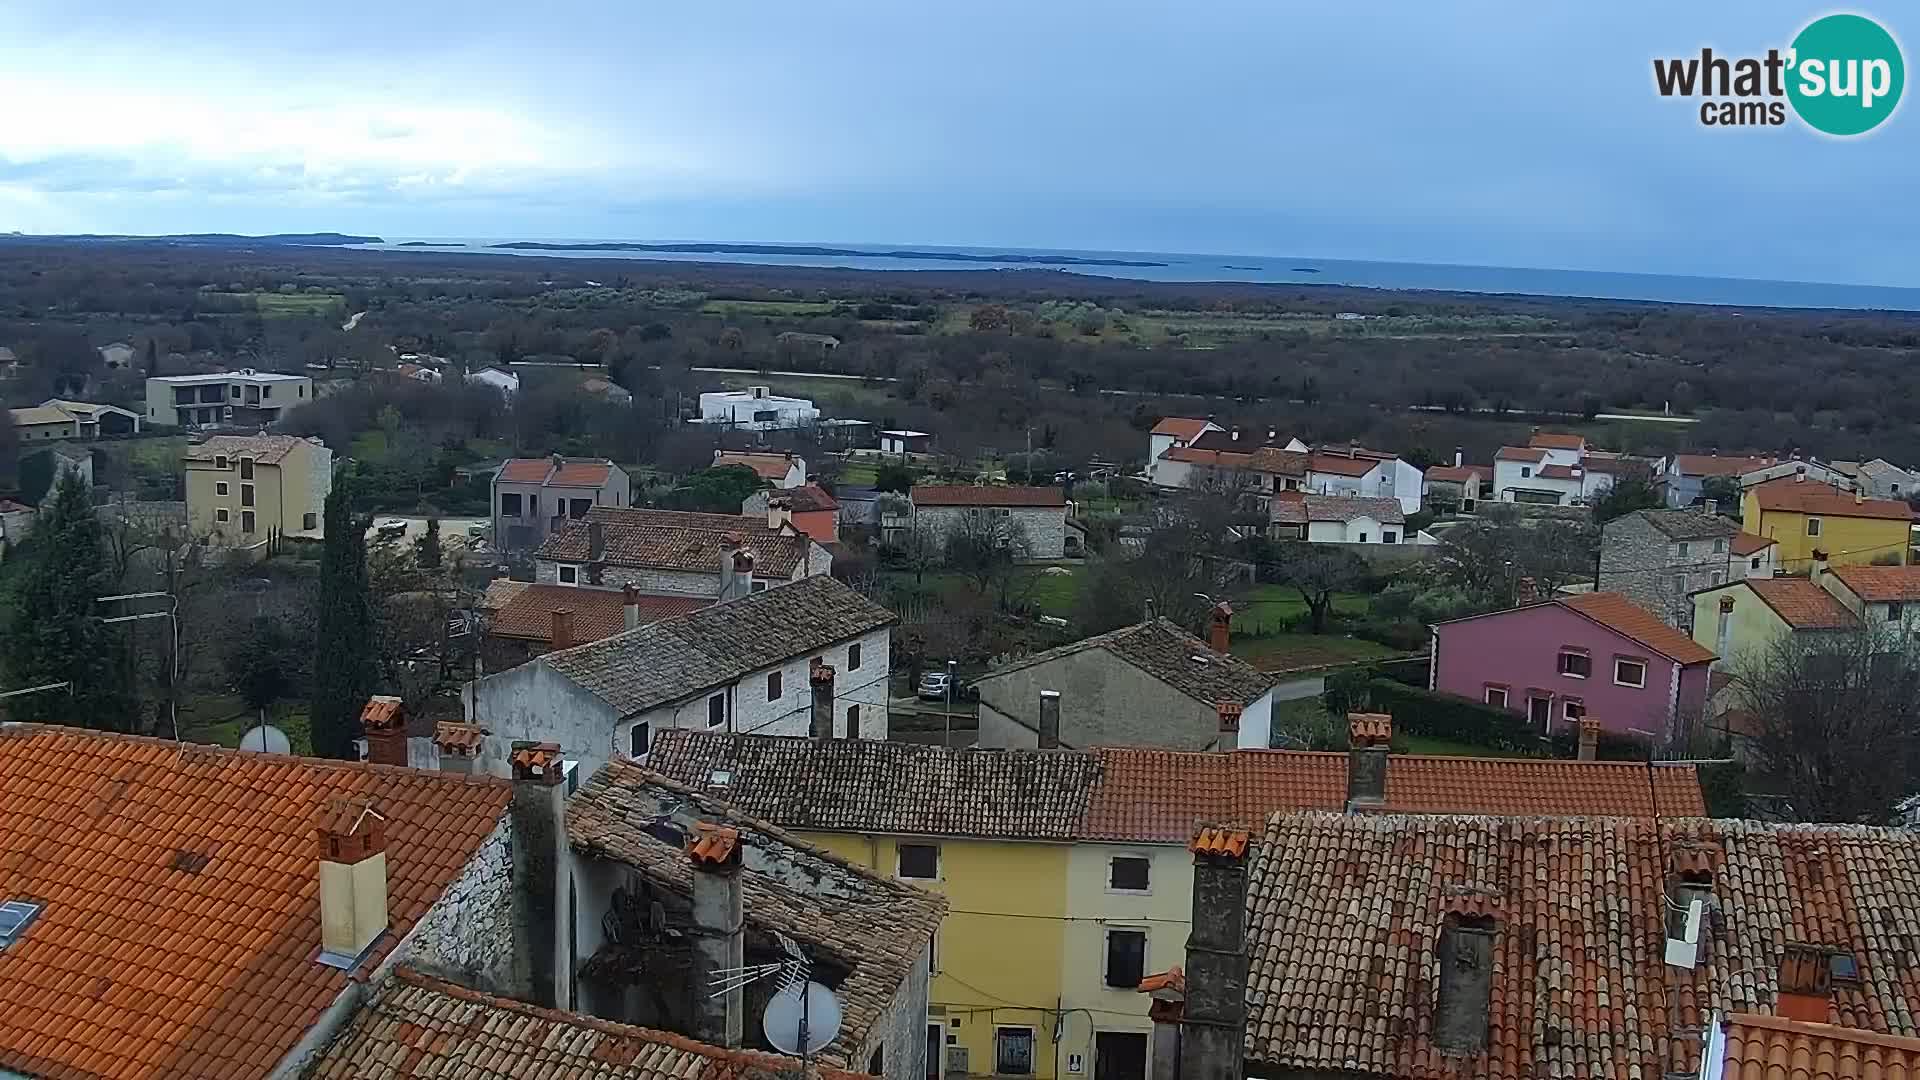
top-left (763, 981), bottom-right (843, 1056)
top-left (238, 725), bottom-right (291, 754)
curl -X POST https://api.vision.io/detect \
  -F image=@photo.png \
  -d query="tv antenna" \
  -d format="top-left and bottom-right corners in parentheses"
top-left (711, 929), bottom-right (843, 1060)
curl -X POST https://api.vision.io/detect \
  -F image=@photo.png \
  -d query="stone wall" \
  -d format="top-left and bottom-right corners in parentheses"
top-left (976, 648), bottom-right (1214, 749)
top-left (1599, 515), bottom-right (1736, 630)
top-left (914, 505), bottom-right (1068, 560)
top-left (400, 816), bottom-right (517, 995)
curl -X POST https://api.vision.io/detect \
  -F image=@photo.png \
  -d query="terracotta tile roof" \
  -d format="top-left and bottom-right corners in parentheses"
top-left (181, 434), bottom-right (318, 465)
top-left (307, 967), bottom-right (870, 1080)
top-left (1629, 509), bottom-right (1741, 541)
top-left (1559, 590), bottom-right (1718, 664)
top-left (773, 483), bottom-right (838, 512)
top-left (566, 762), bottom-right (946, 1067)
top-left (1190, 826), bottom-right (1250, 856)
top-left (360, 695), bottom-right (403, 731)
top-left (0, 725), bottom-right (510, 1080)
top-left (1581, 453), bottom-right (1651, 476)
top-left (1245, 815), bottom-right (1920, 1080)
top-left (1752, 478), bottom-right (1915, 520)
top-left (497, 456), bottom-right (615, 487)
top-left (485, 583), bottom-right (706, 643)
top-left (1745, 578), bottom-right (1864, 629)
top-left (1151, 417), bottom-right (1215, 440)
top-left (1495, 446), bottom-right (1548, 463)
top-left (1270, 493), bottom-right (1405, 525)
top-left (1732, 532), bottom-right (1778, 556)
top-left (537, 507), bottom-right (812, 577)
top-left (646, 731), bottom-right (1103, 840)
top-left (1674, 453), bottom-right (1780, 477)
top-left (1080, 749), bottom-right (1704, 842)
top-left (973, 618), bottom-right (1272, 715)
top-left (1247, 447), bottom-right (1309, 476)
top-left (1718, 1013), bottom-right (1920, 1080)
top-left (1306, 453), bottom-right (1381, 478)
top-left (1424, 465), bottom-right (1484, 484)
top-left (1831, 565), bottom-right (1920, 603)
top-left (538, 576), bottom-right (893, 717)
top-left (497, 457), bottom-right (553, 483)
top-left (911, 484), bottom-right (1067, 507)
top-left (477, 578), bottom-right (529, 611)
top-left (713, 451), bottom-right (796, 481)
top-left (1161, 445), bottom-right (1253, 467)
top-left (1528, 431), bottom-right (1587, 450)
top-left (1538, 463), bottom-right (1582, 480)
top-left (432, 722), bottom-right (484, 754)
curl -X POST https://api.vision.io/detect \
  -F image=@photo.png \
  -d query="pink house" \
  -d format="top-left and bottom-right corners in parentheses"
top-left (1431, 591), bottom-right (1717, 742)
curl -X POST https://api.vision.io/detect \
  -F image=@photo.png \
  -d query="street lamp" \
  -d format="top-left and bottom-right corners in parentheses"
top-left (945, 658), bottom-right (957, 749)
top-left (97, 591), bottom-right (179, 743)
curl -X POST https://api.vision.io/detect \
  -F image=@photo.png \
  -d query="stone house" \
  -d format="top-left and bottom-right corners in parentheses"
top-left (476, 579), bottom-right (707, 671)
top-left (1422, 461), bottom-right (1486, 510)
top-left (909, 484), bottom-right (1069, 560)
top-left (491, 455), bottom-right (631, 553)
top-left (742, 483), bottom-right (840, 543)
top-left (1845, 458), bottom-right (1920, 501)
top-left (533, 506), bottom-right (832, 597)
top-left (464, 575), bottom-right (895, 778)
top-left (974, 611), bottom-right (1277, 751)
top-left (1598, 509), bottom-right (1741, 629)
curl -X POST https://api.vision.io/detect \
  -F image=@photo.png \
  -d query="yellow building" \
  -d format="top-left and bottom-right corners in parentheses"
top-left (1690, 576), bottom-right (1860, 671)
top-left (1742, 475), bottom-right (1913, 570)
top-left (182, 433), bottom-right (333, 545)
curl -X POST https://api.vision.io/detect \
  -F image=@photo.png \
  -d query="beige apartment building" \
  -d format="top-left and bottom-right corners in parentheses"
top-left (183, 433), bottom-right (332, 545)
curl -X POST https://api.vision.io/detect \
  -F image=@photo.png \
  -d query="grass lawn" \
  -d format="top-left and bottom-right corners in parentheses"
top-left (1027, 568), bottom-right (1082, 618)
top-left (1230, 632), bottom-right (1403, 672)
top-left (179, 692), bottom-right (313, 754)
top-left (701, 299), bottom-right (840, 317)
top-left (1234, 584), bottom-right (1370, 635)
top-left (1397, 733), bottom-right (1503, 757)
top-left (838, 460), bottom-right (880, 486)
top-left (205, 291), bottom-right (345, 317)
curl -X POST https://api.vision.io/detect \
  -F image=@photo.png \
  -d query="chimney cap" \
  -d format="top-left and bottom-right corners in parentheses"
top-left (623, 583), bottom-right (639, 603)
top-left (359, 695), bottom-right (405, 732)
top-left (1190, 825), bottom-right (1251, 859)
top-left (1040, 689), bottom-right (1061, 700)
top-left (1211, 601), bottom-right (1233, 620)
top-left (1349, 712), bottom-right (1392, 747)
top-left (810, 659), bottom-right (836, 687)
top-left (687, 822), bottom-right (742, 867)
top-left (316, 796), bottom-right (387, 862)
top-left (1216, 700), bottom-right (1243, 731)
top-left (433, 722), bottom-right (485, 757)
top-left (509, 740), bottom-right (565, 784)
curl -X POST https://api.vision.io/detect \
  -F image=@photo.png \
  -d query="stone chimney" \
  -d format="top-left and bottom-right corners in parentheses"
top-left (1216, 700), bottom-right (1242, 749)
top-left (729, 550), bottom-right (755, 600)
top-left (315, 796), bottom-right (388, 965)
top-left (434, 721), bottom-right (484, 775)
top-left (1515, 577), bottom-right (1539, 606)
top-left (360, 695), bottom-right (407, 768)
top-left (1208, 602), bottom-right (1232, 654)
top-left (1856, 489), bottom-right (1865, 504)
top-left (1576, 715), bottom-right (1601, 761)
top-left (1811, 550), bottom-right (1830, 585)
top-left (810, 660), bottom-right (836, 738)
top-left (1454, 447), bottom-right (1464, 468)
top-left (615, 584), bottom-right (639, 631)
top-left (587, 520), bottom-right (605, 564)
top-left (1346, 713), bottom-right (1391, 810)
top-left (719, 533), bottom-right (740, 597)
top-left (688, 822), bottom-right (746, 1048)
top-left (1777, 944), bottom-right (1834, 1023)
top-left (549, 608), bottom-right (576, 651)
top-left (767, 496), bottom-right (793, 531)
top-left (1143, 598), bottom-right (1157, 624)
top-left (1038, 689), bottom-right (1061, 749)
top-left (1180, 827), bottom-right (1250, 1080)
top-left (549, 452), bottom-right (564, 475)
top-left (509, 741), bottom-right (569, 1008)
top-left (1795, 471), bottom-right (1808, 483)
top-left (1139, 968), bottom-right (1186, 1080)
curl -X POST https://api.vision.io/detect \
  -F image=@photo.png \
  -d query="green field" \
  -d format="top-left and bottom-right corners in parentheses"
top-left (179, 692), bottom-right (313, 753)
top-left (701, 299), bottom-right (840, 317)
top-left (1233, 585), bottom-right (1370, 635)
top-left (1230, 632), bottom-right (1403, 672)
top-left (931, 303), bottom-right (1565, 349)
top-left (202, 290), bottom-right (345, 317)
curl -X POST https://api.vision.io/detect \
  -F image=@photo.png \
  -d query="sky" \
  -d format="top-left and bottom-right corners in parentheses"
top-left (0, 2), bottom-right (1915, 285)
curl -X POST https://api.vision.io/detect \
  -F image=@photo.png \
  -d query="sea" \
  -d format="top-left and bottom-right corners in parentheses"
top-left (352, 238), bottom-right (1920, 312)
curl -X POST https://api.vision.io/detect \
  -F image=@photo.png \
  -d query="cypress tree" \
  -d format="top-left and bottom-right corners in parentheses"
top-left (310, 467), bottom-right (375, 759)
top-left (417, 516), bottom-right (443, 570)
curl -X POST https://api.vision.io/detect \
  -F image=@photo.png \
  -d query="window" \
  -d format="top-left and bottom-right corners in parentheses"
top-left (1889, 602), bottom-right (1905, 620)
top-left (0, 900), bottom-right (42, 951)
top-left (767, 671), bottom-right (782, 701)
top-left (240, 510), bottom-right (255, 534)
top-left (569, 497), bottom-right (592, 519)
top-left (1751, 556), bottom-right (1763, 571)
top-left (848, 643), bottom-right (862, 671)
top-left (216, 508), bottom-right (230, 523)
top-left (230, 385), bottom-right (240, 398)
top-left (303, 512), bottom-right (317, 530)
top-left (1713, 538), bottom-right (1727, 554)
top-left (215, 481), bottom-right (228, 496)
top-left (1710, 570), bottom-right (1724, 585)
top-left (558, 565), bottom-right (578, 585)
top-left (630, 722), bottom-right (650, 757)
top-left (299, 385), bottom-right (305, 398)
top-left (261, 386), bottom-right (271, 399)
top-left (1614, 657), bottom-right (1647, 688)
top-left (1527, 694), bottom-right (1551, 730)
top-left (1564, 698), bottom-right (1586, 721)
top-left (1383, 530), bottom-right (1399, 544)
top-left (240, 484), bottom-right (254, 507)
top-left (995, 1028), bottom-right (1035, 1076)
top-left (1109, 856), bottom-right (1151, 892)
top-left (1357, 532), bottom-right (1370, 543)
top-left (847, 704), bottom-right (860, 738)
top-left (1520, 466), bottom-right (1532, 478)
top-left (1807, 517), bottom-right (1822, 537)
top-left (897, 843), bottom-right (939, 880)
top-left (706, 694), bottom-right (725, 728)
top-left (501, 492), bottom-right (523, 517)
top-left (752, 581), bottom-right (769, 592)
top-left (1557, 650), bottom-right (1591, 678)
top-left (1673, 575), bottom-right (1686, 594)
top-left (1484, 685), bottom-right (1508, 709)
top-left (240, 458), bottom-right (254, 480)
top-left (214, 455), bottom-right (229, 470)
top-left (1104, 928), bottom-right (1147, 988)
top-left (1678, 542), bottom-right (1690, 557)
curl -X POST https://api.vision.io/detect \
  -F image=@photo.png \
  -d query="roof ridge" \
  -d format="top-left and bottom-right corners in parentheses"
top-left (0, 722), bottom-right (512, 788)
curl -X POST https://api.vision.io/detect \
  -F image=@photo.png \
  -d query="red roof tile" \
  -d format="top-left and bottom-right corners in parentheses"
top-left (537, 507), bottom-right (813, 577)
top-left (1528, 431), bottom-right (1587, 450)
top-left (1830, 565), bottom-right (1920, 603)
top-left (1559, 590), bottom-right (1718, 664)
top-left (1719, 1013), bottom-right (1920, 1080)
top-left (1306, 453), bottom-right (1380, 477)
top-left (497, 457), bottom-right (551, 483)
top-left (0, 725), bottom-right (510, 1080)
top-left (1495, 446), bottom-right (1548, 463)
top-left (1731, 531), bottom-right (1777, 556)
top-left (1247, 447), bottom-right (1310, 476)
top-left (485, 583), bottom-right (706, 642)
top-left (712, 451), bottom-right (797, 482)
top-left (1190, 826), bottom-right (1250, 857)
top-left (1674, 453), bottom-right (1780, 477)
top-left (686, 823), bottom-right (740, 865)
top-left (912, 484), bottom-right (1067, 507)
top-left (1752, 477), bottom-right (1915, 520)
top-left (1151, 417), bottom-right (1215, 440)
top-left (551, 460), bottom-right (614, 486)
top-left (1424, 465), bottom-right (1484, 483)
top-left (1161, 445), bottom-right (1253, 467)
top-left (359, 695), bottom-right (403, 732)
top-left (1745, 578), bottom-right (1862, 630)
top-left (497, 456), bottom-right (616, 487)
top-left (1538, 463), bottom-right (1581, 480)
top-left (772, 483), bottom-right (838, 512)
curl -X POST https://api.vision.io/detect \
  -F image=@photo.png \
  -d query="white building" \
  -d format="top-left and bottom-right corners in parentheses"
top-left (466, 367), bottom-right (521, 396)
top-left (712, 449), bottom-right (807, 489)
top-left (145, 368), bottom-right (313, 428)
top-left (697, 385), bottom-right (820, 430)
top-left (1147, 416), bottom-right (1224, 473)
top-left (1305, 447), bottom-right (1423, 514)
top-left (1490, 432), bottom-right (1640, 505)
top-left (1271, 493), bottom-right (1420, 544)
top-left (464, 576), bottom-right (894, 779)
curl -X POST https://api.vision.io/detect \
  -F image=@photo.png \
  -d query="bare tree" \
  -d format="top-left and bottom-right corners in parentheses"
top-left (942, 511), bottom-right (1034, 611)
top-left (1730, 627), bottom-right (1920, 823)
top-left (1430, 507), bottom-right (1596, 606)
top-left (1263, 542), bottom-right (1371, 633)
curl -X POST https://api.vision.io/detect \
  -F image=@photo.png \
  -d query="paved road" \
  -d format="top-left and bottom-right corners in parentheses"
top-left (367, 515), bottom-right (489, 547)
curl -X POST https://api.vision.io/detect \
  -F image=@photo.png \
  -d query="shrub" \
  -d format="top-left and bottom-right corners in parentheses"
top-left (1546, 726), bottom-right (1651, 761)
top-left (1698, 760), bottom-right (1748, 817)
top-left (1349, 618), bottom-right (1429, 652)
top-left (1365, 679), bottom-right (1545, 755)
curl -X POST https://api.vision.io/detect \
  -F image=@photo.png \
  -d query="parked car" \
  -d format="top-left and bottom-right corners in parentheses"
top-left (373, 519), bottom-right (409, 542)
top-left (917, 671), bottom-right (953, 701)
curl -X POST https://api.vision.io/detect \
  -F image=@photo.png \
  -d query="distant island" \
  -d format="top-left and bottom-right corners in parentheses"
top-left (398, 240), bottom-right (466, 247)
top-left (0, 231), bottom-right (382, 247)
top-left (1290, 267), bottom-right (1321, 273)
top-left (488, 240), bottom-right (1167, 268)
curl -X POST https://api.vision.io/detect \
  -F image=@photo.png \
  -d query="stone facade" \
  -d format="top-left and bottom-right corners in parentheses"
top-left (976, 647), bottom-right (1272, 751)
top-left (913, 504), bottom-right (1068, 560)
top-left (533, 542), bottom-right (831, 597)
top-left (1598, 514), bottom-right (1738, 630)
top-left (399, 816), bottom-right (518, 996)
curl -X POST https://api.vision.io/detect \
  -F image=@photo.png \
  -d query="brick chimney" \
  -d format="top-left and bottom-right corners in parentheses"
top-left (1180, 826), bottom-right (1249, 1080)
top-left (622, 584), bottom-right (641, 631)
top-left (508, 741), bottom-right (568, 1008)
top-left (1208, 602), bottom-right (1232, 654)
top-left (1216, 700), bottom-right (1242, 750)
top-left (1576, 715), bottom-right (1601, 761)
top-left (1346, 713), bottom-right (1391, 810)
top-left (810, 660), bottom-right (836, 738)
top-left (434, 721), bottom-right (484, 775)
top-left (549, 608), bottom-right (576, 651)
top-left (360, 695), bottom-right (408, 768)
top-left (315, 796), bottom-right (388, 965)
top-left (1038, 689), bottom-right (1061, 749)
top-left (1777, 944), bottom-right (1834, 1023)
top-left (1515, 577), bottom-right (1539, 606)
top-left (688, 823), bottom-right (746, 1048)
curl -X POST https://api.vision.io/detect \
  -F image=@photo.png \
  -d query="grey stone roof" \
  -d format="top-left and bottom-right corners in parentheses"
top-left (646, 731), bottom-right (1105, 840)
top-left (541, 576), bottom-right (894, 716)
top-left (975, 618), bottom-right (1272, 709)
top-left (1625, 508), bottom-right (1740, 541)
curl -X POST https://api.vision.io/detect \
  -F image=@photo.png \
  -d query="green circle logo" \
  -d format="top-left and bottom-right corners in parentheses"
top-left (1787, 13), bottom-right (1904, 135)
